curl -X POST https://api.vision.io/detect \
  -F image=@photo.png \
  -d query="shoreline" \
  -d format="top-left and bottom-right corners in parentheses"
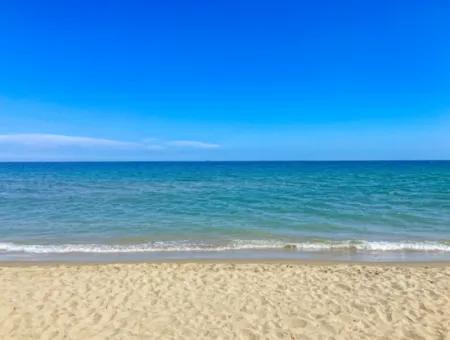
top-left (2, 248), bottom-right (450, 265)
top-left (2, 258), bottom-right (450, 267)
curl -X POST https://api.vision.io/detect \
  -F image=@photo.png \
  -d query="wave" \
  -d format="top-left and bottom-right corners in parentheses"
top-left (1, 239), bottom-right (450, 254)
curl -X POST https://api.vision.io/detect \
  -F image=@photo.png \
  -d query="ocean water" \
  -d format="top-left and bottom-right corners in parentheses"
top-left (0, 161), bottom-right (449, 262)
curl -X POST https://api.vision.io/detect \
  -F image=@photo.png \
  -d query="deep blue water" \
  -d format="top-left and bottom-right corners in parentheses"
top-left (0, 161), bottom-right (449, 261)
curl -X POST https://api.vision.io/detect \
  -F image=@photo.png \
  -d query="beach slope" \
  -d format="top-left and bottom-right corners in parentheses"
top-left (0, 263), bottom-right (449, 339)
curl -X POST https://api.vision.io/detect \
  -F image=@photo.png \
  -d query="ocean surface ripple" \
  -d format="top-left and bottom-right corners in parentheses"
top-left (0, 161), bottom-right (449, 260)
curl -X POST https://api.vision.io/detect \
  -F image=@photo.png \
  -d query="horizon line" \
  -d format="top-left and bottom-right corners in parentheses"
top-left (0, 159), bottom-right (449, 163)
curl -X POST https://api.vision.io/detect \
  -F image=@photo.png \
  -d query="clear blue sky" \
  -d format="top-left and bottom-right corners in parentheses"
top-left (0, 0), bottom-right (449, 160)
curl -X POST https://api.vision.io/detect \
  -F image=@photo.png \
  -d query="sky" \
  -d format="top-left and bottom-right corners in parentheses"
top-left (0, 0), bottom-right (449, 161)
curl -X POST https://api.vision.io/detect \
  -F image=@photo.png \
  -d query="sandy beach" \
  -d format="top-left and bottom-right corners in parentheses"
top-left (0, 262), bottom-right (449, 340)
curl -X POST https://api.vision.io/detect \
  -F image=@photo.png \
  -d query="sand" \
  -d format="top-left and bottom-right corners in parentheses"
top-left (0, 262), bottom-right (449, 340)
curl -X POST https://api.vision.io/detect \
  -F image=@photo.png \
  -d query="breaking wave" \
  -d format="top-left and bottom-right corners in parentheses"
top-left (1, 239), bottom-right (450, 254)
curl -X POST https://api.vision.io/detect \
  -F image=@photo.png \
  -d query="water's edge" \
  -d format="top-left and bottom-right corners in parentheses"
top-left (2, 239), bottom-right (450, 263)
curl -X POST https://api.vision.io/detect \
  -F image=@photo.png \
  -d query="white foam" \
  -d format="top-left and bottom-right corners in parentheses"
top-left (0, 239), bottom-right (450, 254)
top-left (294, 240), bottom-right (450, 252)
top-left (0, 240), bottom-right (281, 254)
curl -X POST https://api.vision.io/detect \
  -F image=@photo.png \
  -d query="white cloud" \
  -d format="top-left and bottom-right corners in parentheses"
top-left (0, 134), bottom-right (140, 149)
top-left (144, 144), bottom-right (166, 151)
top-left (166, 140), bottom-right (220, 149)
top-left (0, 134), bottom-right (220, 151)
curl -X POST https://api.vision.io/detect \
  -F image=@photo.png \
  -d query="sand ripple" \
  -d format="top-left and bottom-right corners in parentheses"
top-left (0, 263), bottom-right (449, 339)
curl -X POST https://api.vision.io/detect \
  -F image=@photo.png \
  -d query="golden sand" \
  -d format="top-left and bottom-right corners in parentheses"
top-left (0, 262), bottom-right (449, 339)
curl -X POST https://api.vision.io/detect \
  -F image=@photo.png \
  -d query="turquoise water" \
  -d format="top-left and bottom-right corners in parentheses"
top-left (0, 161), bottom-right (449, 261)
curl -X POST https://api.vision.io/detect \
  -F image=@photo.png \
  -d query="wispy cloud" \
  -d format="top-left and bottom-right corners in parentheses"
top-left (0, 133), bottom-right (220, 151)
top-left (166, 140), bottom-right (220, 149)
top-left (0, 134), bottom-right (140, 149)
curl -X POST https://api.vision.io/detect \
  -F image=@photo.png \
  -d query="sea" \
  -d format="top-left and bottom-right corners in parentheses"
top-left (0, 161), bottom-right (449, 262)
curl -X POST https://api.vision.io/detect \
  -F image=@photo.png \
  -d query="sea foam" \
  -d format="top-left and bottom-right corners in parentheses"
top-left (1, 240), bottom-right (449, 254)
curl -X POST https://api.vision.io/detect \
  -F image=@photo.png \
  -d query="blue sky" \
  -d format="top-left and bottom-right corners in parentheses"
top-left (0, 0), bottom-right (449, 160)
